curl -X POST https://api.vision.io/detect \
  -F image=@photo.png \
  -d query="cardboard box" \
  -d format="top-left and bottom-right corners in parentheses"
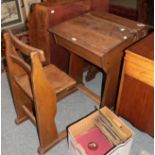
top-left (68, 107), bottom-right (133, 155)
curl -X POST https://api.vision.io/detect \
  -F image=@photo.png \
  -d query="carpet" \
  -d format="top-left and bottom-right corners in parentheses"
top-left (1, 72), bottom-right (153, 155)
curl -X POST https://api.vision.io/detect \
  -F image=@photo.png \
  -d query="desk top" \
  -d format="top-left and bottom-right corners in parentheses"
top-left (50, 12), bottom-right (147, 58)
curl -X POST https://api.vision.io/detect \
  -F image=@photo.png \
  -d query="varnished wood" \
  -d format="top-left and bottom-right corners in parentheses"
top-left (13, 64), bottom-right (77, 101)
top-left (31, 52), bottom-right (59, 151)
top-left (38, 130), bottom-right (67, 154)
top-left (116, 33), bottom-right (154, 136)
top-left (22, 105), bottom-right (36, 125)
top-left (43, 64), bottom-right (76, 93)
top-left (54, 34), bottom-right (102, 67)
top-left (4, 32), bottom-right (33, 126)
top-left (117, 75), bottom-right (154, 136)
top-left (69, 53), bottom-right (89, 84)
top-left (50, 12), bottom-right (146, 108)
top-left (124, 51), bottom-right (154, 87)
top-left (91, 11), bottom-right (147, 34)
top-left (51, 13), bottom-right (136, 61)
top-left (9, 30), bottom-right (46, 62)
top-left (14, 75), bottom-right (33, 100)
top-left (10, 54), bottom-right (31, 74)
top-left (100, 37), bottom-right (134, 108)
top-left (4, 31), bottom-right (77, 154)
top-left (127, 33), bottom-right (154, 60)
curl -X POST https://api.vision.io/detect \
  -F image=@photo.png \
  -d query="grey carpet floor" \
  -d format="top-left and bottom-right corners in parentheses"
top-left (1, 72), bottom-right (153, 155)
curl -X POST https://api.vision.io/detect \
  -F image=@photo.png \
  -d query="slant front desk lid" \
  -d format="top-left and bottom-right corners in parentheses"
top-left (50, 12), bottom-right (148, 58)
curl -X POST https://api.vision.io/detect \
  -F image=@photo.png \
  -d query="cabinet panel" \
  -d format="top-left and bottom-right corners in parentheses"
top-left (117, 75), bottom-right (154, 136)
top-left (116, 33), bottom-right (154, 137)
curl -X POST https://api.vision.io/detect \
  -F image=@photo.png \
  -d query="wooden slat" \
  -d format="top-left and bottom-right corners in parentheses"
top-left (14, 75), bottom-right (33, 100)
top-left (9, 31), bottom-right (46, 62)
top-left (78, 84), bottom-right (101, 105)
top-left (22, 105), bottom-right (36, 125)
top-left (10, 54), bottom-right (31, 74)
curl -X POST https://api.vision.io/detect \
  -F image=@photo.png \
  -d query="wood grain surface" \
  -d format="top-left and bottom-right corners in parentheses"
top-left (51, 13), bottom-right (135, 58)
top-left (116, 33), bottom-right (154, 136)
top-left (51, 12), bottom-right (149, 109)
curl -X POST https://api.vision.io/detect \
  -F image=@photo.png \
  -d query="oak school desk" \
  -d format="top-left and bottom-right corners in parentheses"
top-left (50, 11), bottom-right (149, 108)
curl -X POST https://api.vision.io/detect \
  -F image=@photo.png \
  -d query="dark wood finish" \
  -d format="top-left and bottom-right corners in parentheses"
top-left (116, 33), bottom-right (154, 136)
top-left (91, 11), bottom-right (148, 34)
top-left (69, 53), bottom-right (89, 84)
top-left (109, 0), bottom-right (154, 25)
top-left (110, 4), bottom-right (137, 21)
top-left (50, 12), bottom-right (148, 108)
top-left (137, 0), bottom-right (154, 25)
top-left (4, 31), bottom-right (76, 154)
top-left (128, 32), bottom-right (154, 60)
top-left (28, 0), bottom-right (109, 72)
top-left (117, 75), bottom-right (154, 136)
top-left (52, 13), bottom-right (136, 58)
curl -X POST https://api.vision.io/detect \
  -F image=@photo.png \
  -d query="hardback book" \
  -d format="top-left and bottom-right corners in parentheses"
top-left (76, 128), bottom-right (113, 155)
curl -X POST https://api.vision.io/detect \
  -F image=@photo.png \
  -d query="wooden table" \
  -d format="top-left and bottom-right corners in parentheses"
top-left (50, 12), bottom-right (149, 108)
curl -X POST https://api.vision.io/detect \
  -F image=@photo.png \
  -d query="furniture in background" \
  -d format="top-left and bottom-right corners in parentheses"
top-left (137, 0), bottom-right (154, 25)
top-left (116, 33), bottom-right (154, 137)
top-left (110, 0), bottom-right (137, 21)
top-left (109, 0), bottom-right (154, 26)
top-left (50, 11), bottom-right (149, 109)
top-left (4, 31), bottom-right (77, 154)
top-left (28, 0), bottom-right (109, 72)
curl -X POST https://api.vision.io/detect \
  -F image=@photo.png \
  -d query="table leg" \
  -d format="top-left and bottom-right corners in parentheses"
top-left (100, 36), bottom-right (134, 108)
top-left (100, 59), bottom-right (122, 109)
top-left (69, 53), bottom-right (89, 84)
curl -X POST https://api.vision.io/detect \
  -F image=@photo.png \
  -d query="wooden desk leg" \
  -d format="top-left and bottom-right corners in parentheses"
top-left (69, 53), bottom-right (88, 84)
top-left (100, 60), bottom-right (122, 109)
top-left (100, 37), bottom-right (134, 108)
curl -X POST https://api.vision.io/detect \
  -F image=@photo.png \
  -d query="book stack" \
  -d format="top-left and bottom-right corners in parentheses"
top-left (95, 109), bottom-right (129, 147)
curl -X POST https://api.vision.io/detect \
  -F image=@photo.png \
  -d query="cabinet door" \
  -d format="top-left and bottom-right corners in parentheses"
top-left (117, 74), bottom-right (154, 136)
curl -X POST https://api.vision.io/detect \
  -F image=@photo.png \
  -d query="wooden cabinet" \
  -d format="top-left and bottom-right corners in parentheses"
top-left (116, 33), bottom-right (154, 136)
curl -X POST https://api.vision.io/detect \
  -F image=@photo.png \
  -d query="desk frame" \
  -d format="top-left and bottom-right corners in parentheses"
top-left (53, 34), bottom-right (134, 108)
top-left (50, 12), bottom-right (147, 108)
